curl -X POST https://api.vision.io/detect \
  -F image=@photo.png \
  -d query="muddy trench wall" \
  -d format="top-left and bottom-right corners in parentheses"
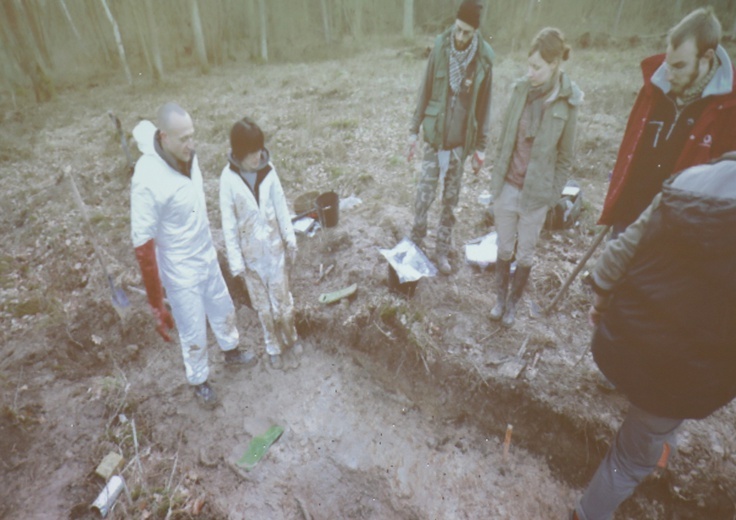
top-left (296, 302), bottom-right (736, 519)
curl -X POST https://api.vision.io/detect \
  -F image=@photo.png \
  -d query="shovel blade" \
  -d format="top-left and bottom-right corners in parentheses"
top-left (108, 276), bottom-right (131, 318)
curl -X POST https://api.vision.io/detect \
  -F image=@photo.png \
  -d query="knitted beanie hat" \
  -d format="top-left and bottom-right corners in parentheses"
top-left (456, 0), bottom-right (482, 29)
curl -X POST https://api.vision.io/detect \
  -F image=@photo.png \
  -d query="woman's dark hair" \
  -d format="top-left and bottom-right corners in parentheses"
top-left (529, 27), bottom-right (571, 64)
top-left (230, 116), bottom-right (264, 161)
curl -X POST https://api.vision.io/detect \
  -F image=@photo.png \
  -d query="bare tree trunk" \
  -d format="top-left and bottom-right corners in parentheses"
top-left (18, 0), bottom-right (52, 69)
top-left (352, 0), bottom-right (363, 39)
top-left (59, 0), bottom-right (81, 42)
top-left (614, 0), bottom-right (626, 36)
top-left (100, 0), bottom-right (132, 85)
top-left (320, 0), bottom-right (332, 43)
top-left (86, 0), bottom-right (113, 65)
top-left (511, 0), bottom-right (536, 51)
top-left (257, 0), bottom-right (268, 62)
top-left (674, 0), bottom-right (686, 17)
top-left (144, 0), bottom-right (163, 80)
top-left (245, 0), bottom-right (259, 59)
top-left (190, 0), bottom-right (209, 73)
top-left (402, 0), bottom-right (414, 39)
top-left (0, 0), bottom-right (54, 101)
top-left (0, 11), bottom-right (24, 103)
top-left (132, 4), bottom-right (153, 79)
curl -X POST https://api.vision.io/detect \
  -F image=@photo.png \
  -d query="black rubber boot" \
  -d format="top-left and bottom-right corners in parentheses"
top-left (490, 258), bottom-right (511, 321)
top-left (502, 265), bottom-right (531, 328)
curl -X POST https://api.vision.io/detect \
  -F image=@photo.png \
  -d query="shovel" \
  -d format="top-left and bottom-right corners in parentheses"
top-left (65, 166), bottom-right (130, 318)
top-left (543, 225), bottom-right (610, 315)
top-left (108, 111), bottom-right (134, 176)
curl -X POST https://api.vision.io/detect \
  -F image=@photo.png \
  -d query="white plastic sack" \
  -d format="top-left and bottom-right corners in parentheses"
top-left (464, 232), bottom-right (498, 269)
top-left (379, 238), bottom-right (437, 284)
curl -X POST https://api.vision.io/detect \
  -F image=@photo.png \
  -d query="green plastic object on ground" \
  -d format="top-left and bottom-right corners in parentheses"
top-left (318, 283), bottom-right (358, 304)
top-left (236, 425), bottom-right (284, 471)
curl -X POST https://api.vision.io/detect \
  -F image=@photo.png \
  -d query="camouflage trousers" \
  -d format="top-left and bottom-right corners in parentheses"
top-left (410, 143), bottom-right (465, 256)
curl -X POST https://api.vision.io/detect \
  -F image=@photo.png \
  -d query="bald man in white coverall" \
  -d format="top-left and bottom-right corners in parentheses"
top-left (130, 102), bottom-right (257, 408)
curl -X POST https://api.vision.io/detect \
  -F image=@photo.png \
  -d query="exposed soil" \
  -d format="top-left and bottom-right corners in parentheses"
top-left (2, 40), bottom-right (736, 520)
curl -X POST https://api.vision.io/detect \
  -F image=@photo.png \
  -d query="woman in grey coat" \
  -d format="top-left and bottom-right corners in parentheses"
top-left (490, 28), bottom-right (583, 327)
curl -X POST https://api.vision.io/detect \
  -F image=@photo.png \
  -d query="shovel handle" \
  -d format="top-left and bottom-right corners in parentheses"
top-left (66, 169), bottom-right (111, 279)
top-left (544, 225), bottom-right (610, 316)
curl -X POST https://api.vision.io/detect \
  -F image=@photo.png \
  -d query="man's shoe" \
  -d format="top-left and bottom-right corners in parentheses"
top-left (193, 382), bottom-right (217, 408)
top-left (269, 354), bottom-right (282, 370)
top-left (436, 255), bottom-right (451, 275)
top-left (224, 348), bottom-right (258, 368)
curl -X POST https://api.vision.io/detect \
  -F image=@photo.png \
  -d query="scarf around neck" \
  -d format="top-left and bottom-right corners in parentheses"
top-left (674, 55), bottom-right (720, 108)
top-left (449, 29), bottom-right (479, 94)
top-left (525, 72), bottom-right (558, 139)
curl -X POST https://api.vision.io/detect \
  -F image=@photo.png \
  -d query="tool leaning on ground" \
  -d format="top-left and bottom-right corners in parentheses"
top-left (543, 225), bottom-right (611, 315)
top-left (65, 165), bottom-right (131, 318)
top-left (108, 111), bottom-right (134, 176)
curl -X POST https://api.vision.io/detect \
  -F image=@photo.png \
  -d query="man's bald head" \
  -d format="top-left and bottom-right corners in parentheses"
top-left (157, 102), bottom-right (195, 163)
top-left (157, 102), bottom-right (189, 133)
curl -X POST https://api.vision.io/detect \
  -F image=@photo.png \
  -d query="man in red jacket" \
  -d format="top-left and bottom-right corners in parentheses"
top-left (599, 7), bottom-right (736, 235)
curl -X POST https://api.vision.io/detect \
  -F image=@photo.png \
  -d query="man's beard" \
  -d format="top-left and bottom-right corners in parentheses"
top-left (454, 36), bottom-right (470, 51)
top-left (673, 67), bottom-right (701, 96)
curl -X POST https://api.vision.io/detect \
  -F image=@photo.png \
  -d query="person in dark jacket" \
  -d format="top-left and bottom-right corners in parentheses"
top-left (406, 0), bottom-right (494, 275)
top-left (599, 7), bottom-right (736, 235)
top-left (572, 153), bottom-right (736, 520)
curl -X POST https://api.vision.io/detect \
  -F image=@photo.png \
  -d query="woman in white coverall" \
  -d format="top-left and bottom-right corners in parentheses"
top-left (220, 117), bottom-right (301, 369)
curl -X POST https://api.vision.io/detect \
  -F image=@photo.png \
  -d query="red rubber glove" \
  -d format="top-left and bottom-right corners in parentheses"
top-left (134, 239), bottom-right (174, 342)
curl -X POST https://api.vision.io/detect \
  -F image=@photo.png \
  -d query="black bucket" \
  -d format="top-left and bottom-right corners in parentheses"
top-left (387, 264), bottom-right (418, 298)
top-left (316, 191), bottom-right (339, 228)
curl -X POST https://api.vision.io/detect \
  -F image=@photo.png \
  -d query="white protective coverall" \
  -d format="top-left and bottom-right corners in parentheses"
top-left (220, 150), bottom-right (298, 356)
top-left (131, 120), bottom-right (239, 385)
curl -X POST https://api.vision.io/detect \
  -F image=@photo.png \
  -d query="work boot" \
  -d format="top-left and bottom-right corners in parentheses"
top-left (292, 342), bottom-right (304, 357)
top-left (193, 381), bottom-right (217, 408)
top-left (502, 265), bottom-right (531, 328)
top-left (269, 353), bottom-right (283, 370)
top-left (436, 254), bottom-right (452, 275)
top-left (490, 258), bottom-right (511, 321)
top-left (224, 348), bottom-right (258, 368)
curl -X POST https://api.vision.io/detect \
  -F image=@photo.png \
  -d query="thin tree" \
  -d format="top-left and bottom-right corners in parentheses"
top-left (403, 0), bottom-right (414, 40)
top-left (257, 0), bottom-right (268, 62)
top-left (100, 0), bottom-right (133, 85)
top-left (18, 0), bottom-right (52, 69)
top-left (59, 0), bottom-right (82, 42)
top-left (320, 0), bottom-right (332, 43)
top-left (144, 0), bottom-right (163, 80)
top-left (352, 0), bottom-right (363, 40)
top-left (190, 0), bottom-right (209, 73)
top-left (614, 0), bottom-right (626, 36)
top-left (1, 0), bottom-right (54, 101)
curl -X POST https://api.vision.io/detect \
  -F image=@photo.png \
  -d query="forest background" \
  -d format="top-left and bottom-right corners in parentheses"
top-left (2, 0), bottom-right (736, 105)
